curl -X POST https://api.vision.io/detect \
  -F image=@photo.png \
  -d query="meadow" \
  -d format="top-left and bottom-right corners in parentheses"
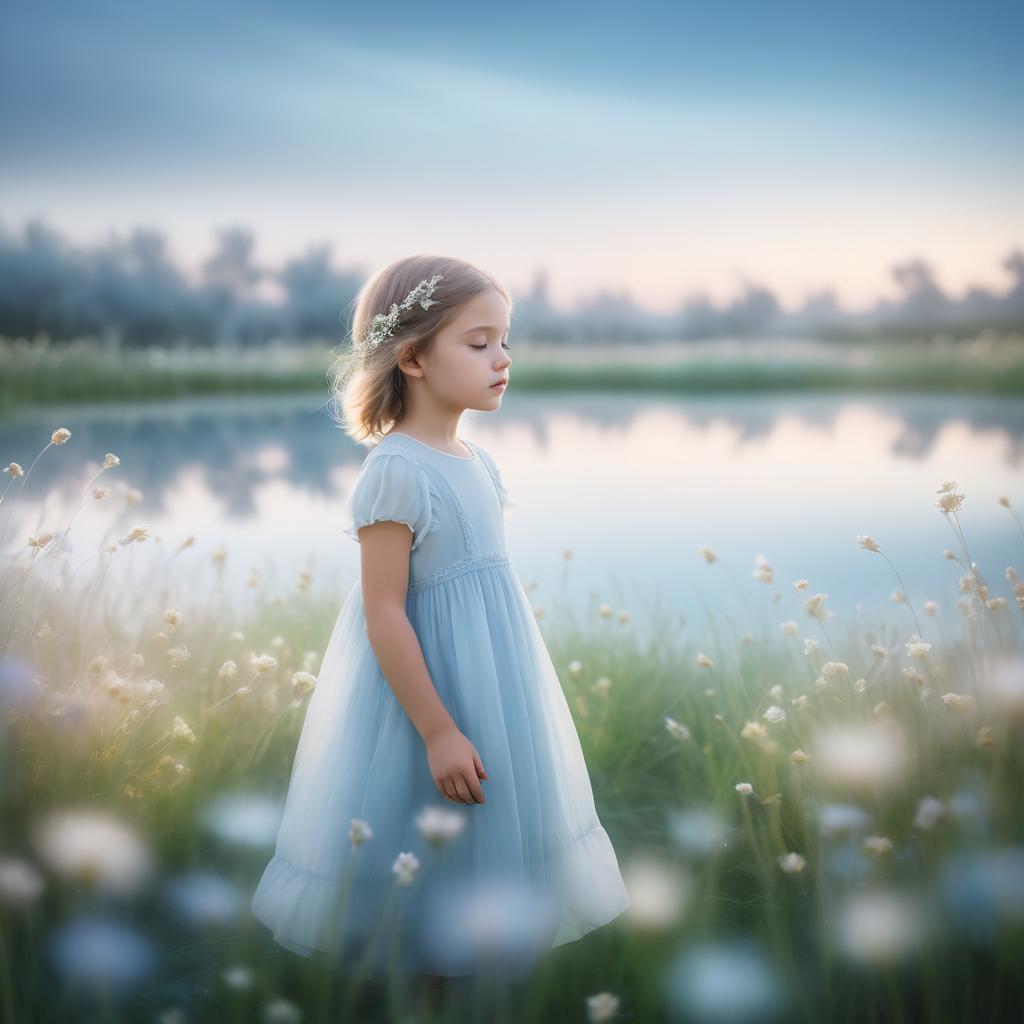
top-left (0, 425), bottom-right (1022, 1023)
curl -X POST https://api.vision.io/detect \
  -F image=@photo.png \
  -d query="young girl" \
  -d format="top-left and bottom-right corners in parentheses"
top-left (251, 254), bottom-right (630, 983)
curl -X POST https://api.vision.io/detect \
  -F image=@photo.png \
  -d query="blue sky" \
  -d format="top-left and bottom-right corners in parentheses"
top-left (2, 0), bottom-right (1021, 311)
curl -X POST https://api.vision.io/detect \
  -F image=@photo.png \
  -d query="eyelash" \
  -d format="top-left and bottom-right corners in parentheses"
top-left (471, 342), bottom-right (511, 350)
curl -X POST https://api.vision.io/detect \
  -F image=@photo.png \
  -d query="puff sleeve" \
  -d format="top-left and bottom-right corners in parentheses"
top-left (342, 452), bottom-right (438, 552)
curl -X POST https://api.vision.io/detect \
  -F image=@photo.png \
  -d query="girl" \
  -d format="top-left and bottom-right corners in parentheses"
top-left (251, 254), bottom-right (629, 985)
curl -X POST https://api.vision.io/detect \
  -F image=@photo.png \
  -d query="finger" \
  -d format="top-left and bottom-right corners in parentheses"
top-left (443, 778), bottom-right (462, 803)
top-left (466, 773), bottom-right (485, 804)
top-left (453, 776), bottom-right (473, 804)
top-left (473, 752), bottom-right (488, 779)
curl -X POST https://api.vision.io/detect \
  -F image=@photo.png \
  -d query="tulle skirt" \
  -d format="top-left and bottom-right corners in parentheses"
top-left (250, 555), bottom-right (630, 978)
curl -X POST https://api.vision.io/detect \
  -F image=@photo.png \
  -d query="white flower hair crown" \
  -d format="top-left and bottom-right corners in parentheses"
top-left (358, 273), bottom-right (444, 353)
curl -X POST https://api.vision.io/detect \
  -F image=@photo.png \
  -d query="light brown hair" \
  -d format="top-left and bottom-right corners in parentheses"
top-left (328, 254), bottom-right (511, 444)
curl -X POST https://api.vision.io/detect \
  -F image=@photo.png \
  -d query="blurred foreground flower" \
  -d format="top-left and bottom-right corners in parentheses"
top-left (423, 874), bottom-right (558, 975)
top-left (663, 938), bottom-right (785, 1023)
top-left (31, 808), bottom-right (154, 897)
top-left (0, 655), bottom-right (44, 714)
top-left (0, 856), bottom-right (46, 906)
top-left (818, 803), bottom-right (872, 839)
top-left (975, 653), bottom-right (1024, 718)
top-left (50, 916), bottom-right (154, 994)
top-left (810, 721), bottom-right (909, 789)
top-left (667, 805), bottom-right (731, 859)
top-left (164, 870), bottom-right (244, 928)
top-left (263, 998), bottom-right (302, 1024)
top-left (415, 804), bottom-right (467, 848)
top-left (752, 554), bottom-right (774, 584)
top-left (393, 851), bottom-right (420, 885)
top-left (941, 847), bottom-right (1024, 944)
top-left (834, 889), bottom-right (928, 966)
top-left (349, 818), bottom-right (373, 846)
top-left (222, 965), bottom-right (255, 991)
top-left (777, 852), bottom-right (807, 874)
top-left (199, 792), bottom-right (283, 848)
top-left (622, 853), bottom-right (692, 931)
top-left (586, 991), bottom-right (621, 1022)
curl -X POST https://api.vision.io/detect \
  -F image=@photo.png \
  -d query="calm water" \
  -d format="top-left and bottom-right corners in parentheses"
top-left (2, 390), bottom-right (1022, 644)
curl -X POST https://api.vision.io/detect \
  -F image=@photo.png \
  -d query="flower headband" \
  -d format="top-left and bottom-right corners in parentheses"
top-left (357, 273), bottom-right (444, 353)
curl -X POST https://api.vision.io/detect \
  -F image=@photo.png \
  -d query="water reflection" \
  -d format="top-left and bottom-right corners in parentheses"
top-left (1, 390), bottom-right (1020, 637)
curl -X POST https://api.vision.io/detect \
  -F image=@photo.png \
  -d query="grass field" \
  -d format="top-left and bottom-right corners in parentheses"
top-left (0, 427), bottom-right (1022, 1022)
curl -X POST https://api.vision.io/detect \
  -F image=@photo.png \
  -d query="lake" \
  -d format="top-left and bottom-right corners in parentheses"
top-left (2, 390), bottom-right (1021, 646)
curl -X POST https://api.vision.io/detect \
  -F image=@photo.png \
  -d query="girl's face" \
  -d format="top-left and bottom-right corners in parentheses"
top-left (400, 287), bottom-right (512, 412)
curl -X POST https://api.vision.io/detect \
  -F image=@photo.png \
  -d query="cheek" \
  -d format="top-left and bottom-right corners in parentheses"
top-left (432, 348), bottom-right (478, 385)
top-left (454, 348), bottom-right (484, 374)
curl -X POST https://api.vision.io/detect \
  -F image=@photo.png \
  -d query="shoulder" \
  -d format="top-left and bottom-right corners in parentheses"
top-left (357, 445), bottom-right (426, 485)
top-left (362, 436), bottom-right (423, 471)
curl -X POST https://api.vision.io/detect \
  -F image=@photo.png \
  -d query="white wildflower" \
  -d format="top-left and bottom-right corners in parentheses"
top-left (348, 818), bottom-right (373, 846)
top-left (822, 661), bottom-right (849, 681)
top-left (905, 636), bottom-right (932, 659)
top-left (291, 671), bottom-right (316, 697)
top-left (803, 593), bottom-right (831, 621)
top-left (0, 857), bottom-right (46, 906)
top-left (778, 852), bottom-right (807, 874)
top-left (586, 991), bottom-right (621, 1023)
top-left (913, 796), bottom-right (945, 831)
top-left (415, 806), bottom-right (467, 849)
top-left (392, 851), bottom-right (420, 885)
top-left (664, 716), bottom-right (691, 741)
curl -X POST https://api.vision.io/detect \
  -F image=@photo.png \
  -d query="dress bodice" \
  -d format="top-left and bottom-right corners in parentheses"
top-left (342, 431), bottom-right (514, 593)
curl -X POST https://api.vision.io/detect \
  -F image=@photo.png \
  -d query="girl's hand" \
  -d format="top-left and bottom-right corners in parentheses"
top-left (425, 725), bottom-right (488, 804)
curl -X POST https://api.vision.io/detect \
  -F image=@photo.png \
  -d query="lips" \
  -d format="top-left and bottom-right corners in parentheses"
top-left (490, 380), bottom-right (508, 389)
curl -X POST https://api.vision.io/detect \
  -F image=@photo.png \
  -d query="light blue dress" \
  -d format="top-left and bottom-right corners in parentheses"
top-left (250, 431), bottom-right (629, 978)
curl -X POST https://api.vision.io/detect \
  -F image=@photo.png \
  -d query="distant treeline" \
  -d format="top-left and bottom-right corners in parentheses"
top-left (1, 219), bottom-right (1023, 347)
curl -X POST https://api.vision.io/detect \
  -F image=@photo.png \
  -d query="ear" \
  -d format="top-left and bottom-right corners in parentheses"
top-left (395, 340), bottom-right (425, 379)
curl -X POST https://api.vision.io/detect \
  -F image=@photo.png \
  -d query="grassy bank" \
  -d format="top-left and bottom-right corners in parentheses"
top-left (2, 332), bottom-right (1024, 413)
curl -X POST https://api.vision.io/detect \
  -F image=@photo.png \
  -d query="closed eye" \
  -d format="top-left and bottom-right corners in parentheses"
top-left (471, 342), bottom-right (511, 350)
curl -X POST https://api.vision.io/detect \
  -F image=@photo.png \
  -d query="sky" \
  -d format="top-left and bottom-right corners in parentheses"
top-left (1, 0), bottom-right (1022, 313)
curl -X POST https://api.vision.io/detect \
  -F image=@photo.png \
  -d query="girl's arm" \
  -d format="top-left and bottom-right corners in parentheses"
top-left (358, 521), bottom-right (488, 805)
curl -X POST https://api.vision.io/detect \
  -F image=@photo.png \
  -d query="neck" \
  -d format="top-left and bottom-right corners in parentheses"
top-left (391, 411), bottom-right (466, 447)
